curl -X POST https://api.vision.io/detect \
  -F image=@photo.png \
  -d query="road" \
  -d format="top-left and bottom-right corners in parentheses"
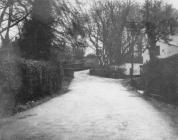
top-left (0, 70), bottom-right (178, 140)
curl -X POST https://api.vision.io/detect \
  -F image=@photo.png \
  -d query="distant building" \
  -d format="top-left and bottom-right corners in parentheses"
top-left (157, 36), bottom-right (178, 58)
top-left (142, 35), bottom-right (178, 63)
top-left (122, 35), bottom-right (178, 75)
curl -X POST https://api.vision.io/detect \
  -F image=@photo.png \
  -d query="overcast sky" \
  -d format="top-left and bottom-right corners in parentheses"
top-left (136, 0), bottom-right (178, 9)
top-left (75, 0), bottom-right (178, 10)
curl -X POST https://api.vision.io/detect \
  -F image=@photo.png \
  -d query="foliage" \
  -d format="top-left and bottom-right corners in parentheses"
top-left (0, 58), bottom-right (21, 116)
top-left (17, 58), bottom-right (63, 104)
top-left (53, 0), bottom-right (88, 61)
top-left (90, 65), bottom-right (126, 79)
top-left (0, 0), bottom-right (32, 46)
top-left (141, 0), bottom-right (178, 61)
top-left (19, 19), bottom-right (54, 60)
top-left (0, 59), bottom-right (21, 93)
top-left (73, 47), bottom-right (85, 59)
top-left (142, 54), bottom-right (178, 103)
top-left (0, 0), bottom-right (88, 61)
top-left (63, 68), bottom-right (74, 78)
top-left (86, 0), bottom-right (143, 65)
top-left (0, 57), bottom-right (63, 115)
top-left (130, 77), bottom-right (145, 90)
top-left (18, 0), bottom-right (55, 60)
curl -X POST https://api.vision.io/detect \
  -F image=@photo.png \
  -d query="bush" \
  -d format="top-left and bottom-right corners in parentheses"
top-left (64, 68), bottom-right (74, 78)
top-left (19, 0), bottom-right (55, 61)
top-left (142, 55), bottom-right (178, 103)
top-left (0, 58), bottom-right (21, 116)
top-left (130, 77), bottom-right (145, 90)
top-left (0, 57), bottom-right (63, 115)
top-left (17, 59), bottom-right (63, 104)
top-left (90, 65), bottom-right (126, 79)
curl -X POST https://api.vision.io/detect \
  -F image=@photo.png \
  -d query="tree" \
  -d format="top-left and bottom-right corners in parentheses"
top-left (19, 0), bottom-right (55, 60)
top-left (0, 0), bottom-right (32, 47)
top-left (52, 0), bottom-right (88, 62)
top-left (86, 0), bottom-right (143, 66)
top-left (141, 0), bottom-right (178, 61)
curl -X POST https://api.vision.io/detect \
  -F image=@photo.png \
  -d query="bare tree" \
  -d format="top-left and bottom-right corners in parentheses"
top-left (141, 0), bottom-right (178, 61)
top-left (86, 0), bottom-right (143, 66)
top-left (53, 0), bottom-right (88, 61)
top-left (0, 0), bottom-right (32, 47)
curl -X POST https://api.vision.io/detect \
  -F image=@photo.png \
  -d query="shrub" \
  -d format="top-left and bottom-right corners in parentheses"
top-left (0, 58), bottom-right (21, 116)
top-left (0, 56), bottom-right (63, 116)
top-left (17, 59), bottom-right (63, 104)
top-left (90, 65), bottom-right (126, 79)
top-left (142, 55), bottom-right (178, 103)
top-left (130, 77), bottom-right (145, 90)
top-left (19, 0), bottom-right (55, 61)
top-left (64, 68), bottom-right (74, 78)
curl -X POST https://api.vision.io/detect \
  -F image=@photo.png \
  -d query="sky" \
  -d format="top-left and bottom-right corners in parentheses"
top-left (136, 0), bottom-right (178, 9)
top-left (162, 0), bottom-right (178, 9)
top-left (75, 0), bottom-right (178, 10)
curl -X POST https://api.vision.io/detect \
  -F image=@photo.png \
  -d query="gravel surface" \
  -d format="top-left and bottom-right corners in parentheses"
top-left (0, 70), bottom-right (178, 140)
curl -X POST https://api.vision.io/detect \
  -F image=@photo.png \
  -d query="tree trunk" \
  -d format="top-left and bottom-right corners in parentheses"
top-left (148, 44), bottom-right (157, 62)
top-left (148, 36), bottom-right (157, 62)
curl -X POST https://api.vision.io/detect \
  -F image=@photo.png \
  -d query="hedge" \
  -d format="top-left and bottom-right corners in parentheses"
top-left (0, 58), bottom-right (63, 116)
top-left (142, 55), bottom-right (178, 103)
top-left (0, 59), bottom-right (21, 116)
top-left (17, 59), bottom-right (63, 103)
top-left (90, 65), bottom-right (126, 79)
top-left (64, 68), bottom-right (74, 78)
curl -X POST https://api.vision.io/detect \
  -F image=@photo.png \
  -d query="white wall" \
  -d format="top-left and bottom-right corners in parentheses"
top-left (157, 36), bottom-right (178, 58)
top-left (142, 35), bottom-right (178, 63)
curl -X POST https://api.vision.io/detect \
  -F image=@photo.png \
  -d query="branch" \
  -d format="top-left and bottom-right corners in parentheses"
top-left (0, 12), bottom-right (30, 34)
top-left (0, 4), bottom-right (8, 24)
top-left (16, 0), bottom-right (29, 14)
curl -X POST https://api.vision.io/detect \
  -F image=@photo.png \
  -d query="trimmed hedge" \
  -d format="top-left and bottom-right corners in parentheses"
top-left (90, 66), bottom-right (126, 79)
top-left (0, 58), bottom-right (63, 113)
top-left (64, 68), bottom-right (74, 78)
top-left (142, 55), bottom-right (178, 103)
top-left (17, 59), bottom-right (63, 103)
top-left (0, 59), bottom-right (21, 116)
top-left (130, 77), bottom-right (145, 90)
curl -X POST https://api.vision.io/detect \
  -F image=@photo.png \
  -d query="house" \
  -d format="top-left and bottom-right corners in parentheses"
top-left (142, 35), bottom-right (178, 63)
top-left (121, 35), bottom-right (178, 75)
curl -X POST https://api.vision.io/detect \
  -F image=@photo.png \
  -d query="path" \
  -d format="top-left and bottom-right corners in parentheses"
top-left (0, 70), bottom-right (178, 140)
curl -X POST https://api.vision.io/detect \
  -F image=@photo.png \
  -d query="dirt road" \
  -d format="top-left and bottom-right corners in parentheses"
top-left (0, 70), bottom-right (178, 140)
